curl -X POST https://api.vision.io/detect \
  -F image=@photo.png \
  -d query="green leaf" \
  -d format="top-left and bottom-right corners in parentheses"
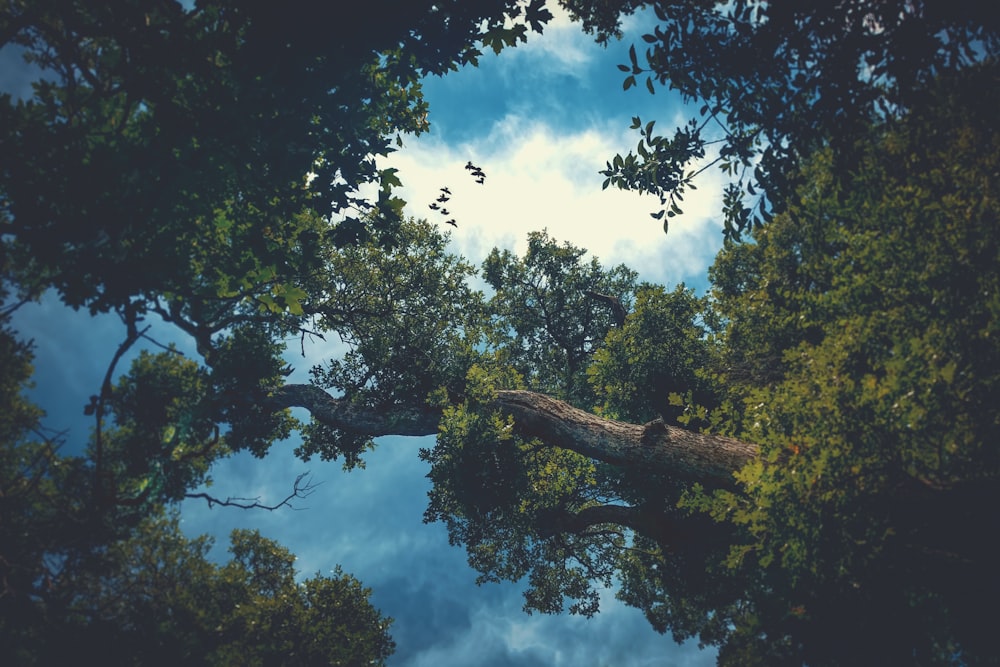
top-left (379, 167), bottom-right (402, 188)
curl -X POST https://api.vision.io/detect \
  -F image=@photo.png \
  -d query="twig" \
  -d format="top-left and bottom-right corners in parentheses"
top-left (139, 332), bottom-right (185, 355)
top-left (186, 472), bottom-right (321, 511)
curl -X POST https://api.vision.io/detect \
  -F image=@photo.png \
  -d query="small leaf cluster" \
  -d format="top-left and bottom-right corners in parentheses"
top-left (588, 283), bottom-right (719, 424)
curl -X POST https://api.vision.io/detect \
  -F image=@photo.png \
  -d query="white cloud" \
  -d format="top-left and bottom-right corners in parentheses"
top-left (388, 115), bottom-right (725, 290)
top-left (512, 3), bottom-right (597, 75)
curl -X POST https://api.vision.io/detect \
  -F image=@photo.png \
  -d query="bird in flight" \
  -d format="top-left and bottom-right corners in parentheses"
top-left (465, 161), bottom-right (486, 184)
top-left (445, 219), bottom-right (458, 227)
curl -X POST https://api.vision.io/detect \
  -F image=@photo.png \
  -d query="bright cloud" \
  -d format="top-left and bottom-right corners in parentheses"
top-left (388, 115), bottom-right (726, 290)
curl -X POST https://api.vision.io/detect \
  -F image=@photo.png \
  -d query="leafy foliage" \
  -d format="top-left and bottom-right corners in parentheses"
top-left (13, 513), bottom-right (394, 666)
top-left (1, 3), bottom-right (555, 661)
top-left (303, 218), bottom-right (485, 467)
top-left (566, 0), bottom-right (1000, 237)
top-left (588, 283), bottom-right (719, 423)
top-left (422, 363), bottom-right (616, 617)
top-left (4, 3), bottom-right (999, 664)
top-left (0, 322), bottom-right (394, 665)
top-left (0, 0), bottom-right (554, 392)
top-left (681, 64), bottom-right (1000, 664)
top-left (484, 230), bottom-right (638, 406)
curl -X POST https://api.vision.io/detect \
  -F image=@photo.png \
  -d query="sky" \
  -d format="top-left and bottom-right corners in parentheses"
top-left (3, 5), bottom-right (727, 666)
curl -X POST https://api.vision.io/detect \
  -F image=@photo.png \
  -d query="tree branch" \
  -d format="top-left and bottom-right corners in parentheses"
top-left (268, 384), bottom-right (758, 488)
top-left (267, 384), bottom-right (442, 436)
top-left (185, 472), bottom-right (320, 511)
top-left (536, 504), bottom-right (714, 550)
top-left (583, 290), bottom-right (627, 327)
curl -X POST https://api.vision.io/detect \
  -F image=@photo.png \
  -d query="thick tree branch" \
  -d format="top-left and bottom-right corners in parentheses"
top-left (268, 384), bottom-right (758, 488)
top-left (583, 290), bottom-right (627, 327)
top-left (496, 390), bottom-right (757, 488)
top-left (267, 384), bottom-right (441, 436)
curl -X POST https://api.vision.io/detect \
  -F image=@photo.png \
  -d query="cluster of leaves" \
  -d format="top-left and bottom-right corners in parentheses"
top-left (422, 363), bottom-right (619, 617)
top-left (27, 516), bottom-right (393, 666)
top-left (674, 64), bottom-right (1000, 664)
top-left (567, 0), bottom-right (1000, 237)
top-left (0, 0), bottom-right (556, 361)
top-left (588, 283), bottom-right (719, 424)
top-left (408, 233), bottom-right (719, 619)
top-left (0, 322), bottom-right (394, 665)
top-left (483, 230), bottom-right (638, 405)
top-left (302, 218), bottom-right (485, 466)
top-left (405, 63), bottom-right (1000, 666)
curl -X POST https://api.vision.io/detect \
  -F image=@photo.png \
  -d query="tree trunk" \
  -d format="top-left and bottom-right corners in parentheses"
top-left (268, 385), bottom-right (758, 488)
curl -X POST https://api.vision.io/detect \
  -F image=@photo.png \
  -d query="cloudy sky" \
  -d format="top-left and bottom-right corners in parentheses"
top-left (6, 6), bottom-right (727, 666)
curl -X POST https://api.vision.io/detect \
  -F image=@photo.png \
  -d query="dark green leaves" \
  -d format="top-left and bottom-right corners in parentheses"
top-left (572, 0), bottom-right (999, 238)
top-left (599, 116), bottom-right (704, 228)
top-left (701, 70), bottom-right (1000, 663)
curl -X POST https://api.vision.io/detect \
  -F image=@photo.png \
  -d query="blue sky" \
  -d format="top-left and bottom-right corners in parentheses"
top-left (3, 5), bottom-right (726, 665)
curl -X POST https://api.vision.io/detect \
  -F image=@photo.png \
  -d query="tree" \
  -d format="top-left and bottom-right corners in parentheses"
top-left (275, 66), bottom-right (998, 664)
top-left (0, 0), bottom-right (560, 481)
top-left (696, 63), bottom-right (1000, 664)
top-left (562, 0), bottom-right (1000, 237)
top-left (8, 511), bottom-right (396, 665)
top-left (483, 229), bottom-right (638, 406)
top-left (4, 2), bottom-right (998, 664)
top-left (0, 0), bottom-right (553, 353)
top-left (1, 1), bottom-right (552, 661)
top-left (0, 322), bottom-right (394, 665)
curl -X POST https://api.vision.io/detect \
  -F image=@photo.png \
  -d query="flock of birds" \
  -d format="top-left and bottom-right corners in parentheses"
top-left (426, 161), bottom-right (486, 228)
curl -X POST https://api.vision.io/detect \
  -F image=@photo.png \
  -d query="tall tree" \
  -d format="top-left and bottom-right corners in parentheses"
top-left (483, 230), bottom-right (638, 406)
top-left (0, 321), bottom-right (394, 665)
top-left (0, 1), bottom-right (552, 661)
top-left (4, 2), bottom-right (998, 664)
top-left (1, 0), bottom-right (553, 326)
top-left (0, 0), bottom-right (555, 477)
top-left (273, 65), bottom-right (999, 664)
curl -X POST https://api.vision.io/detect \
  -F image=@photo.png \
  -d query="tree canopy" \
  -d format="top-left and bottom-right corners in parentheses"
top-left (1, 0), bottom-right (552, 661)
top-left (567, 0), bottom-right (1000, 236)
top-left (267, 66), bottom-right (1000, 663)
top-left (2, 1), bottom-right (999, 665)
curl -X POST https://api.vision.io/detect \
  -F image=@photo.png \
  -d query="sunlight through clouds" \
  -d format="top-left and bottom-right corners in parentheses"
top-left (389, 115), bottom-right (726, 291)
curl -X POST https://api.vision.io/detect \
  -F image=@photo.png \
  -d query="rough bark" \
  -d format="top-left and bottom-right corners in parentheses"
top-left (268, 384), bottom-right (759, 488)
top-left (497, 390), bottom-right (758, 488)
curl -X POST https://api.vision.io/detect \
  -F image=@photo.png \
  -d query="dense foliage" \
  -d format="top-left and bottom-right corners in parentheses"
top-left (0, 327), bottom-right (395, 665)
top-left (567, 0), bottom-right (1000, 237)
top-left (0, 0), bottom-right (553, 662)
top-left (2, 1), bottom-right (998, 665)
top-left (692, 64), bottom-right (1000, 664)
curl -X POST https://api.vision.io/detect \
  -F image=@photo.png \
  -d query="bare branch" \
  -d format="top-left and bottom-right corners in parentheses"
top-left (583, 290), bottom-right (627, 327)
top-left (299, 326), bottom-right (326, 357)
top-left (0, 297), bottom-right (32, 318)
top-left (139, 332), bottom-right (185, 355)
top-left (186, 472), bottom-right (320, 511)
